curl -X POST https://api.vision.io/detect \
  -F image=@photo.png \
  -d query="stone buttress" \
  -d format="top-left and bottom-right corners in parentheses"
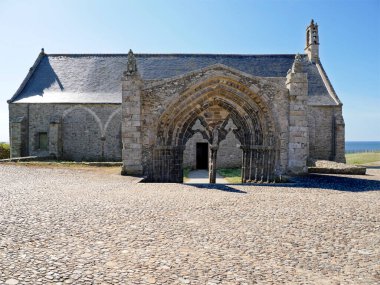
top-left (121, 50), bottom-right (144, 175)
top-left (286, 54), bottom-right (309, 174)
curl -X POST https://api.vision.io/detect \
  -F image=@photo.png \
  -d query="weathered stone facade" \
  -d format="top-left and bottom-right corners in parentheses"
top-left (8, 20), bottom-right (345, 183)
top-left (9, 103), bottom-right (122, 161)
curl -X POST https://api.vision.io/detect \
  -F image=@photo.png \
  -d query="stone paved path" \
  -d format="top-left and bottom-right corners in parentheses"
top-left (0, 164), bottom-right (379, 284)
top-left (186, 169), bottom-right (228, 184)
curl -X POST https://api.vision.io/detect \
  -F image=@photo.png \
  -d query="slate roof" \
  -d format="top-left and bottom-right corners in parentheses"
top-left (9, 53), bottom-right (335, 104)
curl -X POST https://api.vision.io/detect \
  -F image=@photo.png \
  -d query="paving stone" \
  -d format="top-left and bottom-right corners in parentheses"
top-left (5, 279), bottom-right (19, 285)
top-left (0, 164), bottom-right (379, 284)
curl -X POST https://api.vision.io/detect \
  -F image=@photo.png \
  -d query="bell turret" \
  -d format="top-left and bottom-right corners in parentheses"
top-left (305, 19), bottom-right (319, 63)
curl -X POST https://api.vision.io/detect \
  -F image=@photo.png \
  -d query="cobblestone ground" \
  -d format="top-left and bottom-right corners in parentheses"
top-left (0, 164), bottom-right (379, 285)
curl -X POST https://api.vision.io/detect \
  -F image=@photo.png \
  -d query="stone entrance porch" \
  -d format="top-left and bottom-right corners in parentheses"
top-left (121, 51), bottom-right (310, 183)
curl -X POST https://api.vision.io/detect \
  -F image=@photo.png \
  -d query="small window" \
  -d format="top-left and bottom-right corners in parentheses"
top-left (38, 132), bottom-right (48, 150)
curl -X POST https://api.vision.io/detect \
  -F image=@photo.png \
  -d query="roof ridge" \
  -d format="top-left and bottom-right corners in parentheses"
top-left (46, 53), bottom-right (300, 57)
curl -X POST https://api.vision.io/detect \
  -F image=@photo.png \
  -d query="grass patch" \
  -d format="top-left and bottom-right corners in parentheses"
top-left (16, 161), bottom-right (121, 167)
top-left (217, 168), bottom-right (241, 183)
top-left (7, 161), bottom-right (122, 174)
top-left (183, 167), bottom-right (190, 182)
top-left (346, 151), bottom-right (380, 165)
top-left (183, 168), bottom-right (190, 178)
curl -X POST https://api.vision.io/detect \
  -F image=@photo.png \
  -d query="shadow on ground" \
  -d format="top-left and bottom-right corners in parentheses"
top-left (290, 174), bottom-right (380, 192)
top-left (363, 165), bottom-right (380, 169)
top-left (187, 174), bottom-right (380, 193)
top-left (186, 183), bottom-right (247, 193)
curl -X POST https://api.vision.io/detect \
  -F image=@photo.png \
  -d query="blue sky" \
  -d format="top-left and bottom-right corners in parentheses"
top-left (0, 0), bottom-right (379, 142)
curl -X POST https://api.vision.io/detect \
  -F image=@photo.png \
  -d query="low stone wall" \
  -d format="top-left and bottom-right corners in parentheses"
top-left (0, 156), bottom-right (47, 163)
top-left (308, 159), bottom-right (366, 175)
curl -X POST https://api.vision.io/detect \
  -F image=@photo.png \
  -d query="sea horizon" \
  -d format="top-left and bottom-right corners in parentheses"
top-left (345, 141), bottom-right (380, 153)
top-left (346, 140), bottom-right (380, 142)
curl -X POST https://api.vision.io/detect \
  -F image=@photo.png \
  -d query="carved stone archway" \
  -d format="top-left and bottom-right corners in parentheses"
top-left (148, 76), bottom-right (278, 183)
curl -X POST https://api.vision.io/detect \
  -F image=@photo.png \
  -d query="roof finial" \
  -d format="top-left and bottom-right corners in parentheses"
top-left (125, 49), bottom-right (137, 76)
top-left (311, 19), bottom-right (314, 25)
top-left (40, 48), bottom-right (45, 55)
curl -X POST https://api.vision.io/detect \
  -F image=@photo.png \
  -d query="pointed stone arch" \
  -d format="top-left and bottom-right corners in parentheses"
top-left (148, 76), bottom-right (279, 183)
top-left (61, 106), bottom-right (122, 161)
top-left (156, 77), bottom-right (276, 144)
top-left (61, 106), bottom-right (103, 161)
top-left (103, 108), bottom-right (122, 161)
top-left (103, 108), bottom-right (122, 137)
top-left (62, 106), bottom-right (103, 134)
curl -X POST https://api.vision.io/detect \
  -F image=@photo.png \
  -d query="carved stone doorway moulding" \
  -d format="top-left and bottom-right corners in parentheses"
top-left (151, 97), bottom-right (276, 184)
top-left (148, 74), bottom-right (278, 183)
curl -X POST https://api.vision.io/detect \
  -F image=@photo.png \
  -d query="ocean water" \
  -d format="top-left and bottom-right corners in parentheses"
top-left (345, 141), bottom-right (380, 153)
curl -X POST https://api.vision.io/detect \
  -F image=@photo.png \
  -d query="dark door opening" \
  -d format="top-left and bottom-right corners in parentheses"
top-left (196, 143), bottom-right (209, 169)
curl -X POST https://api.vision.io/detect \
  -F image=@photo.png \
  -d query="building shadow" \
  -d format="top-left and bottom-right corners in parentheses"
top-left (188, 174), bottom-right (380, 193)
top-left (230, 174), bottom-right (380, 192)
top-left (363, 165), bottom-right (380, 169)
top-left (289, 174), bottom-right (380, 192)
top-left (186, 183), bottom-right (247, 193)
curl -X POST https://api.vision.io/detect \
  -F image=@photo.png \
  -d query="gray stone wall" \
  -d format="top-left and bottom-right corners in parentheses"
top-left (9, 104), bottom-right (29, 157)
top-left (9, 103), bottom-right (122, 161)
top-left (183, 131), bottom-right (241, 169)
top-left (9, 58), bottom-right (345, 178)
top-left (307, 105), bottom-right (345, 162)
top-left (183, 132), bottom-right (207, 169)
top-left (133, 65), bottom-right (290, 181)
top-left (121, 73), bottom-right (143, 175)
top-left (217, 132), bottom-right (241, 168)
top-left (333, 108), bottom-right (346, 163)
top-left (286, 57), bottom-right (309, 174)
top-left (308, 106), bottom-right (334, 160)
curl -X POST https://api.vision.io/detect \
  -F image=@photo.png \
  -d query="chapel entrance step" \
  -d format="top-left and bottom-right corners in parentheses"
top-left (186, 169), bottom-right (228, 184)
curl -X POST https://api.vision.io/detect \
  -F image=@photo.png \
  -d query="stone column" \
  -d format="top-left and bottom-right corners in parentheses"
top-left (240, 146), bottom-right (248, 183)
top-left (286, 54), bottom-right (309, 174)
top-left (121, 50), bottom-right (144, 176)
top-left (209, 146), bottom-right (218, 183)
top-left (49, 116), bottom-right (61, 159)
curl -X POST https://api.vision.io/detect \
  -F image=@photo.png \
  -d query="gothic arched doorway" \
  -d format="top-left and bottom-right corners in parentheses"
top-left (148, 77), bottom-right (278, 183)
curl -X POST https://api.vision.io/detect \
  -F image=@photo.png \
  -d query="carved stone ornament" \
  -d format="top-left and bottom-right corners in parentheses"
top-left (211, 126), bottom-right (220, 147)
top-left (125, 49), bottom-right (137, 76)
top-left (292, 53), bottom-right (303, 73)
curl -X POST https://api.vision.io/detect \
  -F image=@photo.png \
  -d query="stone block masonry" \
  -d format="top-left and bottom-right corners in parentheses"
top-left (7, 21), bottom-right (346, 183)
top-left (9, 103), bottom-right (122, 162)
top-left (286, 55), bottom-right (309, 174)
top-left (121, 68), bottom-right (143, 175)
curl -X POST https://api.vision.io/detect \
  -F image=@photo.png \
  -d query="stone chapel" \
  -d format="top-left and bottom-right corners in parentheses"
top-left (8, 20), bottom-right (345, 183)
